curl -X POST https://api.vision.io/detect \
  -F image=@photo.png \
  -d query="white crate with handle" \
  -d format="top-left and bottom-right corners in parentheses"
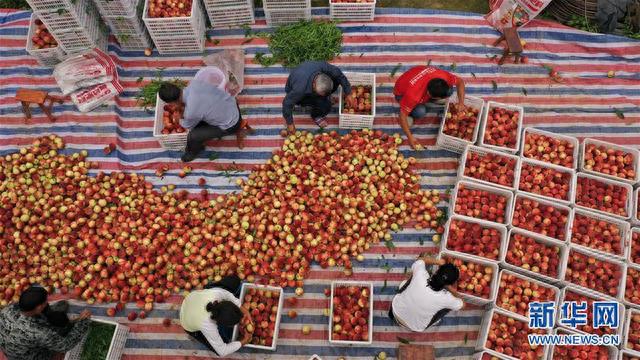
top-left (153, 94), bottom-right (189, 151)
top-left (263, 0), bottom-right (308, 10)
top-left (574, 172), bottom-right (633, 221)
top-left (564, 245), bottom-right (627, 301)
top-left (502, 228), bottom-right (568, 285)
top-left (50, 2), bottom-right (108, 55)
top-left (26, 14), bottom-right (66, 66)
top-left (204, 0), bottom-right (255, 27)
top-left (549, 327), bottom-right (618, 360)
top-left (457, 145), bottom-right (521, 190)
top-left (478, 101), bottom-right (524, 154)
top-left (495, 268), bottom-right (561, 320)
top-left (328, 280), bottom-right (374, 345)
top-left (231, 283), bottom-right (284, 350)
top-left (449, 179), bottom-right (514, 226)
top-left (436, 95), bottom-right (485, 154)
top-left (143, 0), bottom-right (206, 53)
top-left (329, 0), bottom-right (376, 22)
top-left (64, 318), bottom-right (129, 360)
top-left (338, 72), bottom-right (376, 129)
top-left (521, 127), bottom-right (579, 169)
top-left (32, 0), bottom-right (93, 32)
top-left (580, 137), bottom-right (640, 185)
top-left (570, 208), bottom-right (630, 261)
top-left (476, 307), bottom-right (550, 360)
top-left (557, 285), bottom-right (626, 338)
top-left (440, 215), bottom-right (508, 262)
top-left (511, 192), bottom-right (574, 243)
top-left (438, 250), bottom-right (500, 306)
top-left (104, 0), bottom-right (146, 35)
top-left (25, 0), bottom-right (74, 13)
top-left (262, 0), bottom-right (311, 26)
top-left (516, 157), bottom-right (576, 206)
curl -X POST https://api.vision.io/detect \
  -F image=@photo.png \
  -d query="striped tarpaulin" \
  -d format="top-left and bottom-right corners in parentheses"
top-left (1, 6), bottom-right (640, 360)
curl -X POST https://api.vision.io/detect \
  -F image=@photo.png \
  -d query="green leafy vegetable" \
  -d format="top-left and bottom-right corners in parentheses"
top-left (80, 321), bottom-right (115, 360)
top-left (385, 240), bottom-right (395, 250)
top-left (614, 108), bottom-right (625, 119)
top-left (135, 69), bottom-right (187, 111)
top-left (450, 62), bottom-right (457, 71)
top-left (253, 21), bottom-right (343, 68)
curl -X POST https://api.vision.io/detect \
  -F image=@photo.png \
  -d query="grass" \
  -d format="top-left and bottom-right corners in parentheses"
top-left (79, 321), bottom-right (116, 360)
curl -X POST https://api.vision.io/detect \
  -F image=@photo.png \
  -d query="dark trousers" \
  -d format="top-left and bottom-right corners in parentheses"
top-left (298, 95), bottom-right (332, 120)
top-left (185, 275), bottom-right (242, 354)
top-left (185, 110), bottom-right (242, 158)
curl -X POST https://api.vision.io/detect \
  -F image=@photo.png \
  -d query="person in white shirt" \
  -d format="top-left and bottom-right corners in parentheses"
top-left (179, 276), bottom-right (253, 356)
top-left (389, 255), bottom-right (464, 331)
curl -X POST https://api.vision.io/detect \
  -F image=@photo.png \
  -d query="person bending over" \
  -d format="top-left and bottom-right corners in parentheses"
top-left (389, 255), bottom-right (464, 331)
top-left (159, 68), bottom-right (251, 163)
top-left (394, 65), bottom-right (466, 150)
top-left (282, 61), bottom-right (352, 134)
top-left (0, 285), bottom-right (91, 360)
top-left (179, 275), bottom-right (253, 356)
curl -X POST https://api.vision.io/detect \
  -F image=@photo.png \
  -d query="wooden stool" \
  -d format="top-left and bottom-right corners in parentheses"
top-left (15, 89), bottom-right (65, 122)
top-left (493, 27), bottom-right (523, 65)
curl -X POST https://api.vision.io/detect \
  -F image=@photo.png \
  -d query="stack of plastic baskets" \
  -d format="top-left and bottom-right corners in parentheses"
top-left (98, 0), bottom-right (153, 50)
top-left (25, 0), bottom-right (108, 55)
top-left (142, 0), bottom-right (207, 54)
top-left (262, 0), bottom-right (311, 26)
top-left (204, 0), bottom-right (255, 27)
top-left (329, 0), bottom-right (376, 22)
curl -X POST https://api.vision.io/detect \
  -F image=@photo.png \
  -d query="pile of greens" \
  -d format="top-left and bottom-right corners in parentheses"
top-left (79, 321), bottom-right (116, 360)
top-left (252, 20), bottom-right (343, 68)
top-left (135, 69), bottom-right (187, 111)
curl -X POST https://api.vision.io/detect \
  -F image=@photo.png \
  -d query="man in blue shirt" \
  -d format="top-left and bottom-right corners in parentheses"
top-left (159, 73), bottom-right (248, 162)
top-left (282, 61), bottom-right (352, 134)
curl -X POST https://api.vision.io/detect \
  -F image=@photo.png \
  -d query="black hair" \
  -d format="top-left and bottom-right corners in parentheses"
top-left (18, 286), bottom-right (48, 312)
top-left (428, 263), bottom-right (460, 292)
top-left (427, 78), bottom-right (450, 99)
top-left (43, 305), bottom-right (71, 329)
top-left (158, 82), bottom-right (181, 103)
top-left (206, 300), bottom-right (243, 327)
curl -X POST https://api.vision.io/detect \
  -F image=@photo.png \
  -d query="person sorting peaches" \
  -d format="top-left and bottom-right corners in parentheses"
top-left (282, 61), bottom-right (353, 134)
top-left (179, 275), bottom-right (253, 356)
top-left (388, 254), bottom-right (464, 331)
top-left (394, 65), bottom-right (466, 150)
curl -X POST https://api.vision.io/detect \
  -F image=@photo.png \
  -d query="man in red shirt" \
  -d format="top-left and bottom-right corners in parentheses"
top-left (394, 65), bottom-right (466, 150)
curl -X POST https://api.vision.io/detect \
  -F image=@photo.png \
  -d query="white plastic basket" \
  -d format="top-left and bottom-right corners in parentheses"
top-left (624, 308), bottom-right (640, 355)
top-left (115, 31), bottom-right (153, 50)
top-left (580, 138), bottom-right (640, 185)
top-left (625, 264), bottom-right (640, 309)
top-left (64, 318), bottom-right (129, 360)
top-left (328, 280), bottom-right (374, 345)
top-left (549, 327), bottom-right (618, 360)
top-left (478, 101), bottom-right (524, 154)
top-left (620, 350), bottom-right (640, 360)
top-left (570, 208), bottom-right (630, 261)
top-left (338, 72), bottom-right (376, 129)
top-left (457, 145), bottom-right (520, 190)
top-left (204, 0), bottom-right (255, 27)
top-left (153, 94), bottom-right (189, 151)
top-left (264, 7), bottom-right (312, 26)
top-left (94, 0), bottom-right (138, 16)
top-left (436, 95), bottom-right (485, 154)
top-left (152, 34), bottom-right (206, 54)
top-left (450, 180), bottom-right (514, 226)
top-left (558, 285), bottom-right (626, 338)
top-left (521, 127), bottom-right (579, 169)
top-left (630, 228), bottom-right (640, 267)
top-left (438, 250), bottom-right (499, 306)
top-left (52, 3), bottom-right (108, 54)
top-left (104, 10), bottom-right (146, 35)
top-left (143, 0), bottom-right (206, 39)
top-left (575, 172), bottom-right (633, 221)
top-left (511, 193), bottom-right (573, 242)
top-left (495, 268), bottom-right (561, 320)
top-left (633, 188), bottom-right (640, 226)
top-left (26, 14), bottom-right (66, 67)
top-left (476, 307), bottom-right (550, 360)
top-left (441, 215), bottom-right (508, 262)
top-left (231, 283), bottom-right (284, 351)
top-left (34, 0), bottom-right (91, 31)
top-left (565, 245), bottom-right (627, 301)
top-left (25, 0), bottom-right (74, 13)
top-left (473, 351), bottom-right (512, 360)
top-left (502, 228), bottom-right (568, 285)
top-left (329, 0), bottom-right (376, 22)
top-left (516, 157), bottom-right (576, 205)
top-left (262, 0), bottom-right (309, 10)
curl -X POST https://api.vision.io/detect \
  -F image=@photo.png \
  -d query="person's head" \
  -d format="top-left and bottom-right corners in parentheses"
top-left (158, 82), bottom-right (182, 104)
top-left (312, 73), bottom-right (334, 97)
top-left (206, 300), bottom-right (243, 327)
top-left (426, 78), bottom-right (451, 100)
top-left (428, 263), bottom-right (460, 292)
top-left (19, 286), bottom-right (48, 315)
